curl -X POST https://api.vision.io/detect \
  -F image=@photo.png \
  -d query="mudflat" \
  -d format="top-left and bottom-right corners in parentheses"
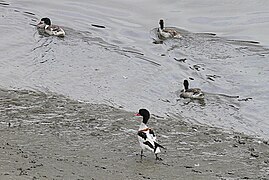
top-left (0, 89), bottom-right (268, 179)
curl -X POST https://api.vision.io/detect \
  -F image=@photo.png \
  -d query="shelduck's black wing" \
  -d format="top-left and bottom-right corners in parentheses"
top-left (149, 128), bottom-right (155, 137)
top-left (143, 141), bottom-right (154, 150)
top-left (138, 131), bottom-right (147, 140)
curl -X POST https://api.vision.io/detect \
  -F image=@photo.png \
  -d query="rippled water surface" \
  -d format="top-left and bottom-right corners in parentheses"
top-left (1, 0), bottom-right (269, 138)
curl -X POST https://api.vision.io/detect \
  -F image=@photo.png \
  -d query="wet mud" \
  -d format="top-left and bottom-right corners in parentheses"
top-left (0, 89), bottom-right (268, 179)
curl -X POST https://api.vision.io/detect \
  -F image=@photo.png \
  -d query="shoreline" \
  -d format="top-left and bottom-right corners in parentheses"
top-left (0, 89), bottom-right (268, 179)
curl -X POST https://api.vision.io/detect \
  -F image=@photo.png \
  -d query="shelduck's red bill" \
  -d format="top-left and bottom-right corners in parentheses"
top-left (134, 113), bottom-right (141, 116)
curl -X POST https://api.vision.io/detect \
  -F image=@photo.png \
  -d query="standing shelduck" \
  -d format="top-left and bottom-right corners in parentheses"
top-left (135, 109), bottom-right (165, 160)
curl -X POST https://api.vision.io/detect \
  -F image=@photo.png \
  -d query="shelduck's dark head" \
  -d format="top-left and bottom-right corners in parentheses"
top-left (183, 79), bottom-right (189, 90)
top-left (135, 109), bottom-right (150, 124)
top-left (159, 19), bottom-right (164, 30)
top-left (37, 17), bottom-right (51, 28)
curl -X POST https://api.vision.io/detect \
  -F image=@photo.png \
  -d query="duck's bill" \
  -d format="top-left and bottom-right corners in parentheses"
top-left (134, 113), bottom-right (141, 116)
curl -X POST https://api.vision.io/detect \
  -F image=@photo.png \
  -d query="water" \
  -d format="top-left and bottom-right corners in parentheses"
top-left (1, 0), bottom-right (269, 138)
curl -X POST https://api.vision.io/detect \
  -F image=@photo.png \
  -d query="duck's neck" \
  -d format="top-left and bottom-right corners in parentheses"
top-left (160, 22), bottom-right (164, 30)
top-left (158, 27), bottom-right (164, 34)
top-left (184, 81), bottom-right (189, 91)
top-left (139, 122), bottom-right (148, 130)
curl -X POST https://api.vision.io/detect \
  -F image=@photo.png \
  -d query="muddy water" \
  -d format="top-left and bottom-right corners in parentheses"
top-left (0, 0), bottom-right (269, 139)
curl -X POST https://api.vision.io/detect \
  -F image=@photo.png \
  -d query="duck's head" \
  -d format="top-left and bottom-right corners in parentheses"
top-left (135, 109), bottom-right (150, 124)
top-left (183, 79), bottom-right (189, 90)
top-left (159, 19), bottom-right (164, 30)
top-left (37, 17), bottom-right (51, 28)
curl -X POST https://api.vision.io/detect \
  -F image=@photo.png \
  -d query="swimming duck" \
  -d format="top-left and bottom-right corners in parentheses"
top-left (180, 80), bottom-right (204, 99)
top-left (157, 19), bottom-right (181, 39)
top-left (135, 109), bottom-right (165, 160)
top-left (37, 17), bottom-right (65, 37)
